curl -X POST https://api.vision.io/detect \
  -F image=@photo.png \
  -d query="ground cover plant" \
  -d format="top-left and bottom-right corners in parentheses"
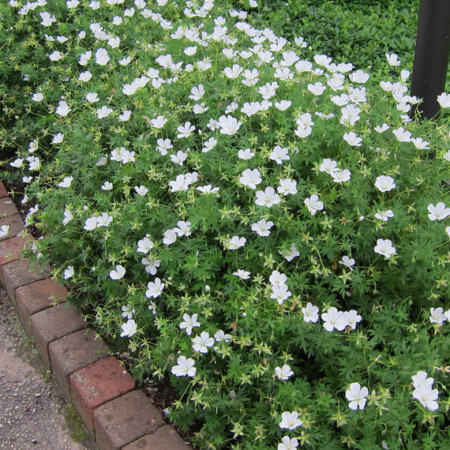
top-left (1, 0), bottom-right (450, 448)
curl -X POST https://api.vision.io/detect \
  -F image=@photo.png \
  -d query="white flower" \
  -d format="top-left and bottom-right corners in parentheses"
top-left (392, 127), bottom-right (412, 143)
top-left (346, 382), bottom-right (368, 410)
top-left (343, 132), bottom-right (362, 147)
top-left (179, 313), bottom-right (200, 336)
top-left (137, 236), bottom-right (154, 254)
top-left (32, 93), bottom-right (44, 102)
top-left (62, 210), bottom-right (73, 226)
top-left (202, 137), bottom-right (217, 153)
top-left (429, 307), bottom-right (448, 324)
top-left (427, 203), bottom-right (450, 221)
top-left (0, 225), bottom-right (10, 238)
top-left (239, 169), bottom-right (262, 189)
top-left (95, 48), bottom-right (110, 66)
top-left (171, 356), bottom-right (196, 377)
top-left (79, 71), bottom-right (92, 82)
top-left (331, 168), bottom-right (351, 183)
top-left (189, 84), bottom-right (205, 100)
top-left (386, 53), bottom-right (401, 66)
top-left (227, 236), bottom-right (246, 250)
top-left (150, 115), bottom-right (168, 129)
top-left (437, 93), bottom-right (450, 108)
top-left (304, 194), bottom-right (323, 216)
top-left (322, 307), bottom-right (347, 332)
top-left (197, 185), bottom-right (220, 194)
top-left (375, 175), bottom-right (396, 192)
top-left (233, 270), bottom-right (251, 279)
top-left (280, 244), bottom-right (300, 262)
top-left (308, 82), bottom-right (326, 96)
top-left (255, 187), bottom-right (281, 208)
top-left (275, 364), bottom-right (294, 381)
top-left (251, 219), bottom-right (274, 237)
top-left (192, 331), bottom-right (215, 353)
top-left (85, 92), bottom-right (99, 103)
top-left (146, 278), bottom-right (165, 298)
top-left (163, 229), bottom-right (177, 246)
top-left (96, 213), bottom-right (113, 227)
top-left (412, 371), bottom-right (434, 390)
top-left (374, 238), bottom-right (396, 259)
top-left (56, 100), bottom-right (71, 117)
top-left (375, 123), bottom-right (390, 133)
top-left (271, 285), bottom-right (292, 304)
top-left (339, 255), bottom-right (355, 270)
top-left (278, 436), bottom-right (299, 450)
top-left (302, 303), bottom-right (319, 323)
top-left (120, 319), bottom-right (137, 338)
top-left (110, 265), bottom-right (126, 280)
top-left (121, 305), bottom-right (135, 320)
top-left (275, 100), bottom-right (291, 111)
top-left (141, 257), bottom-right (160, 276)
top-left (58, 176), bottom-right (73, 188)
top-left (279, 411), bottom-right (302, 430)
top-left (177, 122), bottom-right (195, 139)
top-left (224, 64), bottom-right (243, 79)
top-left (174, 221), bottom-right (191, 237)
top-left (64, 266), bottom-right (74, 279)
top-left (218, 115), bottom-right (242, 135)
top-left (10, 158), bottom-right (24, 168)
top-left (344, 310), bottom-right (362, 330)
top-left (238, 148), bottom-right (255, 160)
top-left (97, 106), bottom-right (113, 119)
top-left (277, 179), bottom-right (297, 196)
top-left (269, 271), bottom-right (287, 287)
top-left (319, 159), bottom-right (337, 174)
top-left (84, 217), bottom-right (98, 231)
top-left (52, 133), bottom-right (64, 144)
top-left (269, 146), bottom-right (290, 164)
top-left (412, 385), bottom-right (439, 411)
top-left (214, 330), bottom-right (232, 342)
top-left (101, 182), bottom-right (113, 191)
top-left (170, 151), bottom-right (188, 165)
top-left (375, 210), bottom-right (394, 222)
top-left (349, 69), bottom-right (369, 83)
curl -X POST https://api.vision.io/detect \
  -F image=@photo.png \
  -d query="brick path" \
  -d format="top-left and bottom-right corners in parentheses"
top-left (0, 180), bottom-right (190, 450)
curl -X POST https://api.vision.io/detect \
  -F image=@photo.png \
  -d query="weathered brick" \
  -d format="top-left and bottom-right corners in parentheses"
top-left (0, 259), bottom-right (50, 307)
top-left (0, 235), bottom-right (32, 266)
top-left (0, 197), bottom-right (19, 218)
top-left (122, 426), bottom-right (190, 450)
top-left (15, 279), bottom-right (68, 336)
top-left (0, 181), bottom-right (7, 198)
top-left (0, 214), bottom-right (25, 242)
top-left (70, 357), bottom-right (136, 435)
top-left (30, 303), bottom-right (86, 366)
top-left (49, 329), bottom-right (109, 399)
top-left (93, 390), bottom-right (163, 450)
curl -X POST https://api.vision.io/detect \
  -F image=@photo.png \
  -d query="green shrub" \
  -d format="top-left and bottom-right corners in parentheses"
top-left (1, 1), bottom-right (449, 449)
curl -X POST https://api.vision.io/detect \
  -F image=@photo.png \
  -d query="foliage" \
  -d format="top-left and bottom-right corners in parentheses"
top-left (1, 1), bottom-right (450, 449)
top-left (246, 0), bottom-right (421, 71)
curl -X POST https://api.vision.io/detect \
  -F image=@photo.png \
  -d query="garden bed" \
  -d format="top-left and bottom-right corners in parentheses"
top-left (1, 0), bottom-right (449, 448)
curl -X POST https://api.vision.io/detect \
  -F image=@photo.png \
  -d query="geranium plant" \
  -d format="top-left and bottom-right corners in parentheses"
top-left (1, 0), bottom-right (449, 448)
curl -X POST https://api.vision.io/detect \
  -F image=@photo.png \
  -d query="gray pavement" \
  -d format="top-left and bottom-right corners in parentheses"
top-left (0, 286), bottom-right (95, 450)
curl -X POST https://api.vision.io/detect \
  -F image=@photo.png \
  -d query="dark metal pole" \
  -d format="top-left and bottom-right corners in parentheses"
top-left (410, 0), bottom-right (450, 120)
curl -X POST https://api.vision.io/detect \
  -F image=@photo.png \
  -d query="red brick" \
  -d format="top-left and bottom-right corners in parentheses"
top-left (0, 214), bottom-right (25, 242)
top-left (0, 235), bottom-right (32, 266)
top-left (93, 390), bottom-right (163, 450)
top-left (0, 259), bottom-right (50, 307)
top-left (30, 303), bottom-right (86, 366)
top-left (15, 279), bottom-right (68, 336)
top-left (70, 357), bottom-right (136, 434)
top-left (0, 197), bottom-right (19, 218)
top-left (0, 181), bottom-right (7, 198)
top-left (49, 328), bottom-right (109, 399)
top-left (122, 426), bottom-right (190, 450)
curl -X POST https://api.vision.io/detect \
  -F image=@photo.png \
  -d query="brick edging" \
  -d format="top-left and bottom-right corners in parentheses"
top-left (0, 181), bottom-right (190, 450)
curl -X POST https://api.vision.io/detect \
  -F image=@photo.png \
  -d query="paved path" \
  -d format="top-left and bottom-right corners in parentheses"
top-left (0, 286), bottom-right (95, 450)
